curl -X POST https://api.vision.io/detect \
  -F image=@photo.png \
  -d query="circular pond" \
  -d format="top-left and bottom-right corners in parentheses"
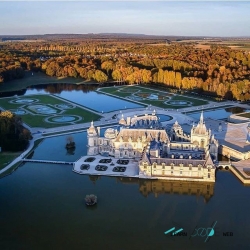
top-left (10, 98), bottom-right (38, 104)
top-left (56, 104), bottom-right (75, 109)
top-left (165, 100), bottom-right (192, 106)
top-left (46, 115), bottom-right (82, 123)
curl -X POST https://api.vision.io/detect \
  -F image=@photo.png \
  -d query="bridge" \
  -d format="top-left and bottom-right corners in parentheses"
top-left (22, 159), bottom-right (74, 165)
top-left (216, 161), bottom-right (231, 170)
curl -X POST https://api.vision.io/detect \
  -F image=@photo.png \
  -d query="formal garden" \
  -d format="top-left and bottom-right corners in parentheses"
top-left (0, 94), bottom-right (101, 128)
top-left (98, 85), bottom-right (208, 109)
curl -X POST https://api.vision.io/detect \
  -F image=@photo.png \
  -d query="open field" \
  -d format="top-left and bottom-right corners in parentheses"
top-left (99, 85), bottom-right (208, 109)
top-left (0, 72), bottom-right (97, 92)
top-left (176, 39), bottom-right (250, 51)
top-left (194, 44), bottom-right (211, 50)
top-left (0, 94), bottom-right (101, 128)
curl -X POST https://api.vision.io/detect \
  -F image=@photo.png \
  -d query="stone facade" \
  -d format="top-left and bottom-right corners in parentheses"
top-left (87, 113), bottom-right (218, 182)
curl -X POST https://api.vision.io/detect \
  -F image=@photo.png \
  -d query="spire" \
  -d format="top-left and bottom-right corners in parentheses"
top-left (91, 121), bottom-right (94, 127)
top-left (200, 111), bottom-right (204, 124)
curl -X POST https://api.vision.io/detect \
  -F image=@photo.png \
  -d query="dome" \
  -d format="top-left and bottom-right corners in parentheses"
top-left (87, 121), bottom-right (97, 135)
top-left (104, 128), bottom-right (116, 139)
top-left (119, 114), bottom-right (127, 126)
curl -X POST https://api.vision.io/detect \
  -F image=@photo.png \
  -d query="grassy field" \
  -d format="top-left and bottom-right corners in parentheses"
top-left (99, 85), bottom-right (208, 109)
top-left (0, 94), bottom-right (101, 128)
top-left (0, 152), bottom-right (21, 170)
top-left (0, 72), bottom-right (96, 92)
top-left (176, 39), bottom-right (250, 52)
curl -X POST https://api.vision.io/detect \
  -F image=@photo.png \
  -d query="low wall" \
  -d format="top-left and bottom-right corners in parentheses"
top-left (228, 113), bottom-right (250, 123)
top-left (230, 166), bottom-right (250, 184)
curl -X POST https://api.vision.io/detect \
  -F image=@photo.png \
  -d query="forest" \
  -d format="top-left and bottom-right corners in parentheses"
top-left (0, 37), bottom-right (250, 100)
top-left (0, 110), bottom-right (32, 151)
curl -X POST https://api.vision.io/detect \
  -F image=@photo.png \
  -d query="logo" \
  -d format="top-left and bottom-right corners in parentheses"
top-left (164, 227), bottom-right (184, 236)
top-left (191, 221), bottom-right (217, 242)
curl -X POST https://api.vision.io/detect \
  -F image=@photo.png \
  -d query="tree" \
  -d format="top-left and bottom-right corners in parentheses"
top-left (93, 70), bottom-right (108, 83)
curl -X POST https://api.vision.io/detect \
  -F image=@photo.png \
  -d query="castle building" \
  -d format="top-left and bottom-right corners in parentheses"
top-left (87, 112), bottom-right (218, 182)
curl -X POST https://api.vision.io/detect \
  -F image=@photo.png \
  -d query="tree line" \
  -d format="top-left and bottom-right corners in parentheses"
top-left (0, 41), bottom-right (250, 100)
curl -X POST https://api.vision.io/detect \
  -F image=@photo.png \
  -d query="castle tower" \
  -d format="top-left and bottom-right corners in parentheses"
top-left (170, 120), bottom-right (183, 141)
top-left (191, 112), bottom-right (210, 149)
top-left (87, 121), bottom-right (99, 155)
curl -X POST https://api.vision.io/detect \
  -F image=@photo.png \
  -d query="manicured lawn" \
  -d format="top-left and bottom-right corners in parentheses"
top-left (170, 95), bottom-right (207, 106)
top-left (0, 152), bottom-right (21, 170)
top-left (0, 94), bottom-right (101, 128)
top-left (99, 85), bottom-right (208, 109)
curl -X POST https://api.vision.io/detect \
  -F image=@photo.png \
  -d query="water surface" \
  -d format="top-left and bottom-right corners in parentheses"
top-left (0, 165), bottom-right (249, 250)
top-left (56, 91), bottom-right (144, 112)
top-left (188, 107), bottom-right (249, 120)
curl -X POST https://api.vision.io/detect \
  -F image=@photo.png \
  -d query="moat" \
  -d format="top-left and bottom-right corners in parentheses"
top-left (1, 84), bottom-right (250, 250)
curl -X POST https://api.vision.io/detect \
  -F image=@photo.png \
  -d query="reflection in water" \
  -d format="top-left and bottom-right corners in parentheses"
top-left (0, 83), bottom-right (98, 97)
top-left (89, 176), bottom-right (214, 202)
top-left (66, 148), bottom-right (75, 155)
top-left (138, 180), bottom-right (214, 203)
top-left (189, 106), bottom-right (249, 120)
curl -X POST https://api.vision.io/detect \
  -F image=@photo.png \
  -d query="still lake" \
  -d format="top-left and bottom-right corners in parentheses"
top-left (1, 164), bottom-right (250, 250)
top-left (1, 84), bottom-right (250, 250)
top-left (23, 87), bottom-right (144, 112)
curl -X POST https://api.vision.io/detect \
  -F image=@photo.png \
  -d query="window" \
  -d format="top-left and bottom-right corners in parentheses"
top-left (208, 174), bottom-right (210, 178)
top-left (171, 166), bottom-right (174, 170)
top-left (180, 171), bottom-right (182, 174)
top-left (208, 168), bottom-right (211, 172)
top-left (162, 166), bottom-right (165, 169)
top-left (171, 171), bottom-right (173, 174)
top-left (189, 167), bottom-right (192, 170)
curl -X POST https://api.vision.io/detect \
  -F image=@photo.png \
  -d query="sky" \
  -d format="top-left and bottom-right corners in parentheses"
top-left (0, 1), bottom-right (249, 37)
